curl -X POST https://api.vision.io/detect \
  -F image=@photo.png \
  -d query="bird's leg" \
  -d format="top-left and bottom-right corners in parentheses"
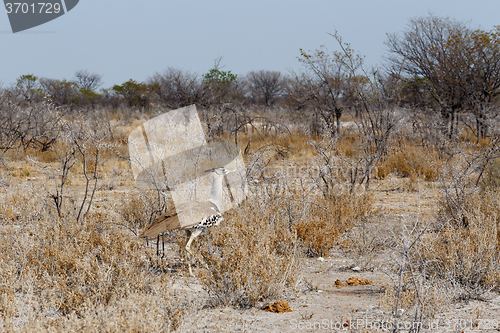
top-left (156, 234), bottom-right (160, 257)
top-left (162, 233), bottom-right (165, 258)
top-left (185, 231), bottom-right (196, 277)
top-left (185, 229), bottom-right (203, 277)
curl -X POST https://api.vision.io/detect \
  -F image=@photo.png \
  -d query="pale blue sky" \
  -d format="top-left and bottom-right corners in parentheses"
top-left (1, 0), bottom-right (500, 88)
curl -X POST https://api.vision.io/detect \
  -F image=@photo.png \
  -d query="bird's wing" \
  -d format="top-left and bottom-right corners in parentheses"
top-left (140, 201), bottom-right (220, 238)
top-left (140, 206), bottom-right (179, 238)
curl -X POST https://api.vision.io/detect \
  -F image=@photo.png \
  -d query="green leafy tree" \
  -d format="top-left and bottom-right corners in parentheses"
top-left (202, 58), bottom-right (240, 105)
top-left (79, 88), bottom-right (102, 109)
top-left (112, 79), bottom-right (152, 110)
top-left (203, 68), bottom-right (238, 85)
top-left (15, 74), bottom-right (43, 102)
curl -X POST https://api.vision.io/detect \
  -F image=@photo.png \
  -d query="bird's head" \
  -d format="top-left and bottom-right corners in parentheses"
top-left (206, 167), bottom-right (236, 176)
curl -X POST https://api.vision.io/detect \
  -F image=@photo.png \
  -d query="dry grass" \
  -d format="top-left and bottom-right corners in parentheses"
top-left (334, 133), bottom-right (359, 158)
top-left (118, 188), bottom-right (167, 233)
top-left (423, 189), bottom-right (500, 295)
top-left (0, 209), bottom-right (184, 331)
top-left (378, 145), bottom-right (440, 181)
top-left (188, 197), bottom-right (301, 308)
top-left (295, 193), bottom-right (373, 257)
top-left (378, 153), bottom-right (500, 324)
top-left (381, 205), bottom-right (500, 326)
top-left (234, 131), bottom-right (318, 162)
top-left (14, 291), bottom-right (184, 332)
top-left (0, 112), bottom-right (185, 330)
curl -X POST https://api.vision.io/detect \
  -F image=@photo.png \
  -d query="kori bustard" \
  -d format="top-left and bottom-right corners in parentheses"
top-left (141, 167), bottom-right (233, 276)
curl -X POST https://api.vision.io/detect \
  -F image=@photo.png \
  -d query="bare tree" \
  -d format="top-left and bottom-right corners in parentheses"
top-left (30, 117), bottom-right (111, 223)
top-left (296, 35), bottom-right (364, 137)
top-left (386, 16), bottom-right (500, 139)
top-left (284, 72), bottom-right (328, 135)
top-left (147, 68), bottom-right (202, 108)
top-left (0, 91), bottom-right (62, 156)
top-left (461, 28), bottom-right (500, 139)
top-left (246, 70), bottom-right (283, 106)
top-left (75, 70), bottom-right (103, 91)
top-left (327, 32), bottom-right (402, 190)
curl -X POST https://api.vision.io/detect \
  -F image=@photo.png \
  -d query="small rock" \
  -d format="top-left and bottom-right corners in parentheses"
top-left (317, 257), bottom-right (325, 262)
top-left (352, 266), bottom-right (361, 271)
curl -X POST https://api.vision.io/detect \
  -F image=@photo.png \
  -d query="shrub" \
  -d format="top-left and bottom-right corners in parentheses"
top-left (119, 189), bottom-right (168, 233)
top-left (0, 93), bottom-right (62, 156)
top-left (295, 193), bottom-right (373, 257)
top-left (378, 145), bottom-right (439, 180)
top-left (415, 189), bottom-right (500, 300)
top-left (193, 198), bottom-right (300, 308)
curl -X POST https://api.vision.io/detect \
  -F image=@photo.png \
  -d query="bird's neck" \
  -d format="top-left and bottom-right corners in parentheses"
top-left (209, 173), bottom-right (224, 212)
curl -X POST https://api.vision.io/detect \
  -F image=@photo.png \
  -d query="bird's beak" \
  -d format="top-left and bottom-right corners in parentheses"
top-left (204, 167), bottom-right (237, 174)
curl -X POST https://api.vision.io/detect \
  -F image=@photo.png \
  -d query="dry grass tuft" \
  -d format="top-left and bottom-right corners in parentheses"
top-left (335, 134), bottom-right (359, 158)
top-left (423, 190), bottom-right (500, 295)
top-left (378, 145), bottom-right (439, 181)
top-left (118, 189), bottom-right (163, 232)
top-left (295, 193), bottom-right (373, 257)
top-left (5, 288), bottom-right (184, 332)
top-left (194, 198), bottom-right (301, 308)
top-left (480, 158), bottom-right (500, 191)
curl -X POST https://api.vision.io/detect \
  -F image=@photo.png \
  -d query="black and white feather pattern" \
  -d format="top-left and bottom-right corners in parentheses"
top-left (191, 214), bottom-right (224, 230)
top-left (141, 201), bottom-right (223, 237)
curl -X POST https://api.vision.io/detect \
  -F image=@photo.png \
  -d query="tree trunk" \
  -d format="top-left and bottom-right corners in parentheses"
top-left (474, 106), bottom-right (487, 140)
top-left (479, 107), bottom-right (486, 139)
top-left (335, 107), bottom-right (342, 138)
top-left (447, 106), bottom-right (460, 139)
top-left (476, 111), bottom-right (480, 140)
